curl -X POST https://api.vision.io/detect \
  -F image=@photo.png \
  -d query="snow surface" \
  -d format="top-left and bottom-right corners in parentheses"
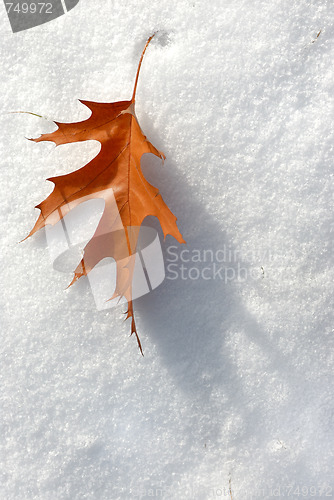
top-left (1, 1), bottom-right (334, 499)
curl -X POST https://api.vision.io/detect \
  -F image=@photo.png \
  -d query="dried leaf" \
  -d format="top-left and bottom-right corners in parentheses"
top-left (26, 34), bottom-right (185, 354)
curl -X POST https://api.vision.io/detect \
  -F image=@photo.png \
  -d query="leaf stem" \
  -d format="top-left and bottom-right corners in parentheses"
top-left (131, 33), bottom-right (156, 102)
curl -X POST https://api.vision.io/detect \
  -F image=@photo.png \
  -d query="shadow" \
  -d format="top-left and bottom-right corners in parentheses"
top-left (25, 105), bottom-right (303, 413)
top-left (132, 153), bottom-right (300, 408)
top-left (22, 109), bottom-right (324, 498)
top-left (123, 153), bottom-right (320, 497)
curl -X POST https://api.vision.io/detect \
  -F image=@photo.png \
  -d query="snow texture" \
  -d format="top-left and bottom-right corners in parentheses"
top-left (1, 1), bottom-right (334, 499)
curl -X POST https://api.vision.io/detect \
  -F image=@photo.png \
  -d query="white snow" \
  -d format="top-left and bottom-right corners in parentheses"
top-left (1, 1), bottom-right (333, 499)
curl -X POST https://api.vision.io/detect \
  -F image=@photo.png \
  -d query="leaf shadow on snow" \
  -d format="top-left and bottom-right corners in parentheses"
top-left (133, 153), bottom-right (306, 449)
top-left (25, 122), bottom-right (324, 493)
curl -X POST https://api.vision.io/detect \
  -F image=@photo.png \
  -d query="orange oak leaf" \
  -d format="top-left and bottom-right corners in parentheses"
top-left (26, 34), bottom-right (185, 354)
